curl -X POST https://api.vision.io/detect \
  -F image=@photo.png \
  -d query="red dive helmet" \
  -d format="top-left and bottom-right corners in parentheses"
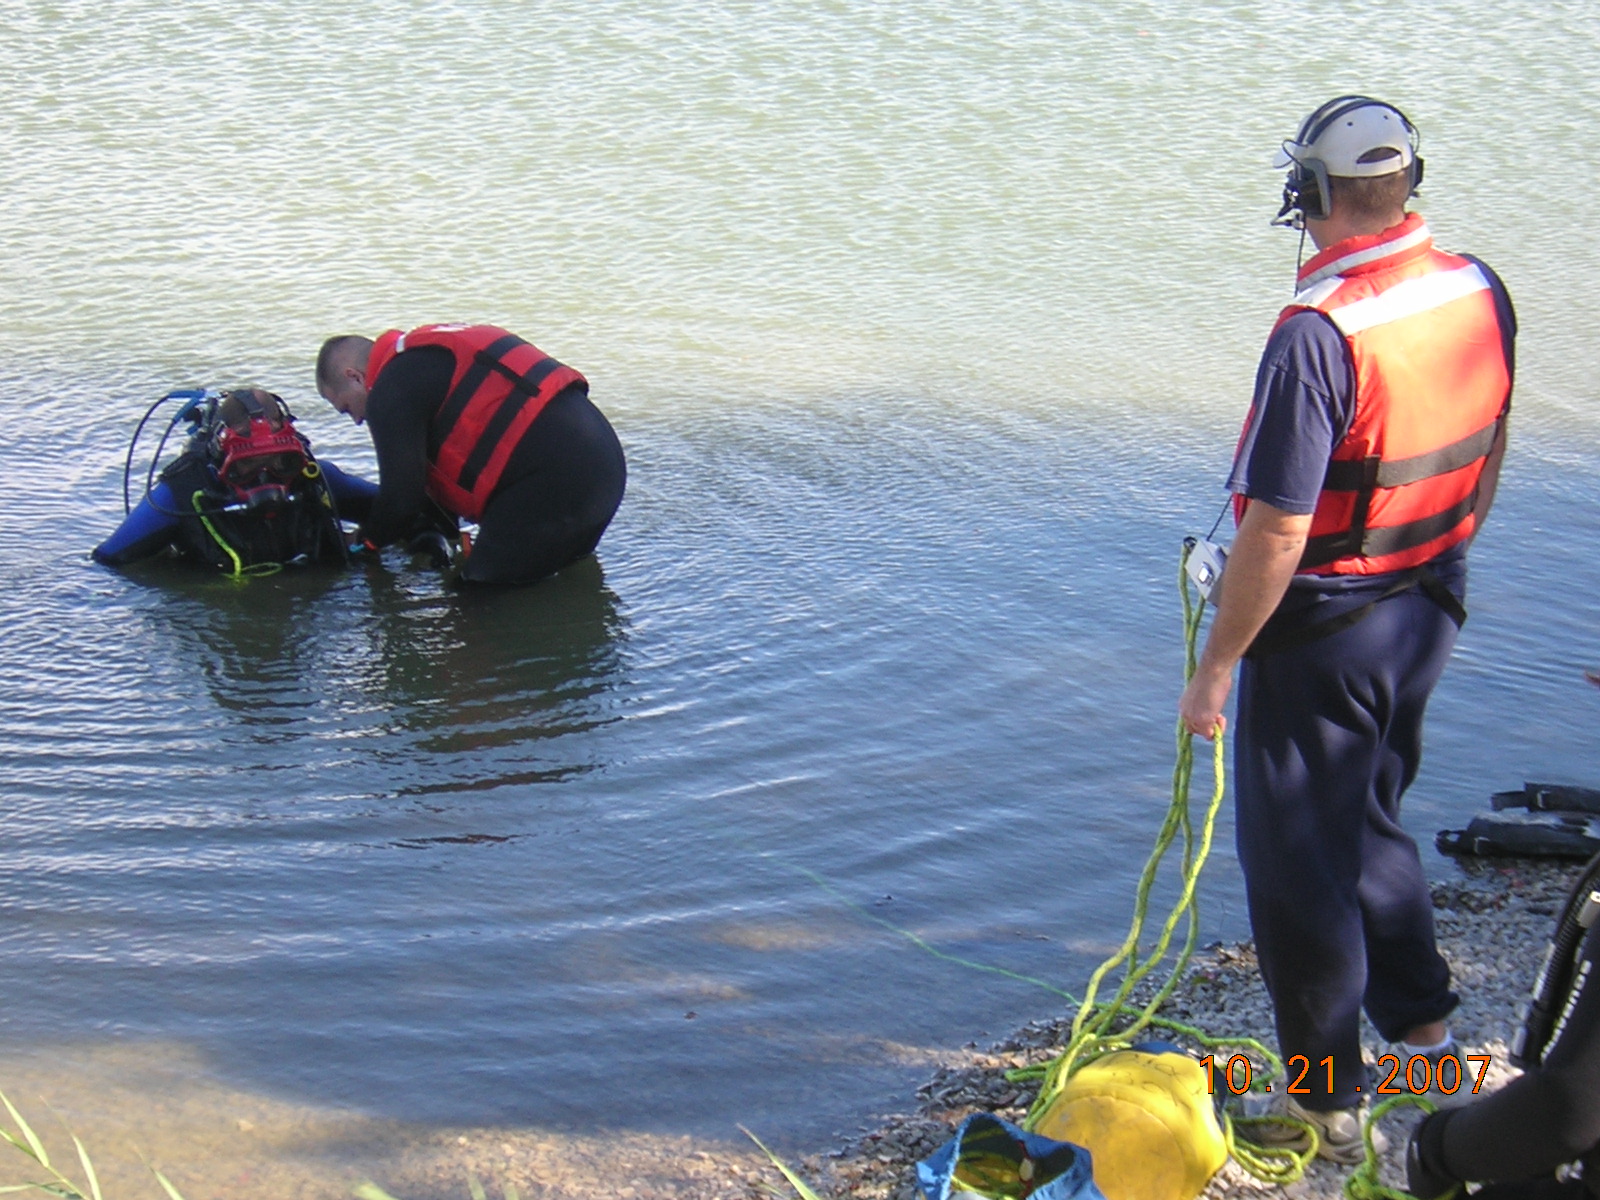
top-left (214, 389), bottom-right (309, 508)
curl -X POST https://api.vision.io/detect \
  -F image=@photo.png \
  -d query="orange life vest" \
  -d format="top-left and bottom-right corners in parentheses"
top-left (1242, 214), bottom-right (1511, 575)
top-left (366, 324), bottom-right (586, 521)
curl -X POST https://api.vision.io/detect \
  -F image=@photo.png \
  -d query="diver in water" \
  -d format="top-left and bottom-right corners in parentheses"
top-left (1407, 853), bottom-right (1600, 1199)
top-left (94, 387), bottom-right (376, 574)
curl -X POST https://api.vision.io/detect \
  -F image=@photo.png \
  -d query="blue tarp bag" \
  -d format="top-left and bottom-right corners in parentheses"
top-left (916, 1113), bottom-right (1107, 1200)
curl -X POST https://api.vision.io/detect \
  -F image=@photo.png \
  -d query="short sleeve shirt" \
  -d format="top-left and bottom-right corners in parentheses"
top-left (1227, 310), bottom-right (1355, 513)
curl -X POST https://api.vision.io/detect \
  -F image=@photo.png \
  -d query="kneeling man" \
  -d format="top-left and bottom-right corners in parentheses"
top-left (317, 324), bottom-right (626, 585)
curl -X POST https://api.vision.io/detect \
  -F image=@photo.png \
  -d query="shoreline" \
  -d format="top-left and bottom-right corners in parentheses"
top-left (0, 859), bottom-right (1567, 1200)
top-left (799, 855), bottom-right (1570, 1200)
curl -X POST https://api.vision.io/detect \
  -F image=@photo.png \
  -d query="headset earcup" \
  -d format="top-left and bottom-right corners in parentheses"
top-left (1411, 154), bottom-right (1425, 194)
top-left (1301, 159), bottom-right (1332, 221)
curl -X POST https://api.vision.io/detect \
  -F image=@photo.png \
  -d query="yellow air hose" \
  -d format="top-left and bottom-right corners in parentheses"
top-left (193, 490), bottom-right (281, 578)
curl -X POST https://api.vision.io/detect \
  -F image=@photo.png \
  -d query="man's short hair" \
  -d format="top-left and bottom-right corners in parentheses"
top-left (1327, 148), bottom-right (1413, 221)
top-left (316, 335), bottom-right (368, 392)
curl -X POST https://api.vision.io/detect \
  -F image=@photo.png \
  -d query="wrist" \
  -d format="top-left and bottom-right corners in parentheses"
top-left (1405, 1111), bottom-right (1459, 1200)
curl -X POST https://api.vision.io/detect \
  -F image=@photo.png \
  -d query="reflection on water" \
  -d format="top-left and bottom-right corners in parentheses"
top-left (132, 555), bottom-right (629, 799)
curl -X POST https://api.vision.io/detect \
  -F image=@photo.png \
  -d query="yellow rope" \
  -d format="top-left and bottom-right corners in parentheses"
top-left (1016, 547), bottom-right (1330, 1186)
top-left (1225, 1110), bottom-right (1319, 1184)
top-left (193, 490), bottom-right (281, 579)
top-left (1342, 1095), bottom-right (1450, 1200)
top-left (1023, 549), bottom-right (1225, 1109)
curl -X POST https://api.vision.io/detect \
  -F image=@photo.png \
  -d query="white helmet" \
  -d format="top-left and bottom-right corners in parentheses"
top-left (1272, 95), bottom-right (1423, 226)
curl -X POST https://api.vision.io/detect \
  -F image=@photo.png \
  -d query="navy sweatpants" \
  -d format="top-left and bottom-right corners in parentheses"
top-left (1235, 585), bottom-right (1461, 1111)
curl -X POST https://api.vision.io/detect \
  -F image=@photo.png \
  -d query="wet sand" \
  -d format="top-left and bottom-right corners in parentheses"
top-left (0, 1042), bottom-right (773, 1200)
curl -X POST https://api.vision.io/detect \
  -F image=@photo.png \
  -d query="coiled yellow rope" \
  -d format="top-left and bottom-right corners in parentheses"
top-left (1342, 1094), bottom-right (1446, 1200)
top-left (1012, 547), bottom-right (1319, 1185)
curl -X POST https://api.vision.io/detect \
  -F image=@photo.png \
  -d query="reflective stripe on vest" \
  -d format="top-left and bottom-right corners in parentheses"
top-left (366, 324), bottom-right (586, 521)
top-left (1322, 263), bottom-right (1493, 337)
top-left (1267, 216), bottom-right (1511, 575)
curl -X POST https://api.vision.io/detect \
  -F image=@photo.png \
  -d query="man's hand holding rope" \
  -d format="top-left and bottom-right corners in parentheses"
top-left (1179, 499), bottom-right (1312, 740)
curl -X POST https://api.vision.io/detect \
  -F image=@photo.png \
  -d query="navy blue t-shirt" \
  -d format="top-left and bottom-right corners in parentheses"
top-left (1229, 311), bottom-right (1356, 515)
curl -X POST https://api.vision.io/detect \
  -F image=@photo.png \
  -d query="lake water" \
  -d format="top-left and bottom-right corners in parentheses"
top-left (4, 1), bottom-right (1600, 1195)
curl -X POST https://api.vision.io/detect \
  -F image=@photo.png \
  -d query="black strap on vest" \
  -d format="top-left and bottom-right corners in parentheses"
top-left (456, 355), bottom-right (564, 492)
top-left (434, 333), bottom-right (526, 441)
top-left (432, 334), bottom-right (566, 493)
top-left (1319, 419), bottom-right (1500, 491)
top-left (1298, 416), bottom-right (1502, 572)
top-left (1244, 565), bottom-right (1466, 660)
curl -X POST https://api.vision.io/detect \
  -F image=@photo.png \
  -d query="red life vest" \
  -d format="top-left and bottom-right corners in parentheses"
top-left (1240, 214), bottom-right (1511, 575)
top-left (366, 324), bottom-right (586, 521)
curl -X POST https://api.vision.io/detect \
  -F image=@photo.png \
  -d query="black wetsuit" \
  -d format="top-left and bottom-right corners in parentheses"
top-left (1409, 917), bottom-right (1600, 1198)
top-left (362, 346), bottom-right (626, 585)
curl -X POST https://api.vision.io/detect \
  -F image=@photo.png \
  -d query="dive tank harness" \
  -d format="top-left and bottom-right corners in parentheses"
top-left (1512, 848), bottom-right (1600, 1072)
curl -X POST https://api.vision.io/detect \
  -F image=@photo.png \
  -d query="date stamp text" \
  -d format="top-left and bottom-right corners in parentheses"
top-left (1202, 1052), bottom-right (1493, 1096)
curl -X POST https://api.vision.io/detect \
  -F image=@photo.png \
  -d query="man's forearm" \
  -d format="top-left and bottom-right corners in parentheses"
top-left (1179, 498), bottom-right (1313, 738)
top-left (1197, 501), bottom-right (1313, 673)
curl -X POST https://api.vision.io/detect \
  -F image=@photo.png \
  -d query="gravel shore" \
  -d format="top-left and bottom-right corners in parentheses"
top-left (797, 855), bottom-right (1574, 1200)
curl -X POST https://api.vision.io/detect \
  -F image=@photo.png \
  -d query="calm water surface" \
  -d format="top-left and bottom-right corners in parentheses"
top-left (3, 0), bottom-right (1600, 1186)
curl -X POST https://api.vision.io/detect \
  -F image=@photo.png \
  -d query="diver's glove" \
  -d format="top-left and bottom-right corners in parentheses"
top-left (1406, 1111), bottom-right (1461, 1200)
top-left (405, 530), bottom-right (454, 569)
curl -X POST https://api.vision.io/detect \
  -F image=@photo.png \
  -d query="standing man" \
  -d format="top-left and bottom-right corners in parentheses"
top-left (1178, 96), bottom-right (1515, 1162)
top-left (317, 324), bottom-right (626, 585)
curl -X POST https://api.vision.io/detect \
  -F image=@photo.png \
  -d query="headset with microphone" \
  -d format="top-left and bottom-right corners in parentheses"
top-left (1273, 95), bottom-right (1424, 228)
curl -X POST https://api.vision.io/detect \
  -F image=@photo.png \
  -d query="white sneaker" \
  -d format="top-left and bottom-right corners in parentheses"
top-left (1388, 1038), bottom-right (1475, 1110)
top-left (1233, 1091), bottom-right (1388, 1165)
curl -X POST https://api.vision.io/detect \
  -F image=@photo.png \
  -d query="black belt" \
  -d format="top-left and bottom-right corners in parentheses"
top-left (1245, 566), bottom-right (1466, 660)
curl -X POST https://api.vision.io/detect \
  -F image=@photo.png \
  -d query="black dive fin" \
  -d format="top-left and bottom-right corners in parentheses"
top-left (1491, 783), bottom-right (1600, 815)
top-left (1438, 810), bottom-right (1600, 860)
